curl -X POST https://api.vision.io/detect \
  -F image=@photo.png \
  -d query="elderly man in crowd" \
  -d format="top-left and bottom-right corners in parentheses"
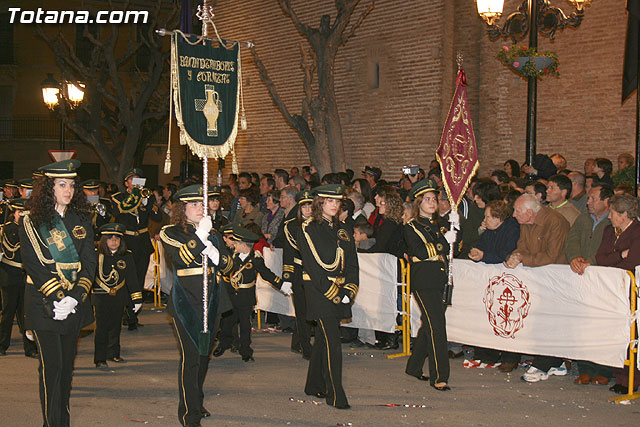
top-left (504, 194), bottom-right (570, 382)
top-left (565, 182), bottom-right (613, 385)
top-left (546, 174), bottom-right (581, 226)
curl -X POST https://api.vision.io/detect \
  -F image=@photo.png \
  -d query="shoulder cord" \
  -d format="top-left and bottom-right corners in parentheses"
top-left (97, 253), bottom-right (119, 285)
top-left (23, 215), bottom-right (53, 266)
top-left (302, 221), bottom-right (344, 272)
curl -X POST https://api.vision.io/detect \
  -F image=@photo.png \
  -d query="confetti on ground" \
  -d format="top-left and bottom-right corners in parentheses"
top-left (346, 352), bottom-right (375, 357)
top-left (374, 403), bottom-right (431, 408)
top-left (337, 423), bottom-right (353, 426)
top-left (289, 396), bottom-right (323, 405)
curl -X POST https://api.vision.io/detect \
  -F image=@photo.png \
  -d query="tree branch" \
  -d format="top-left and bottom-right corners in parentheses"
top-left (278, 0), bottom-right (313, 38)
top-left (341, 0), bottom-right (375, 44)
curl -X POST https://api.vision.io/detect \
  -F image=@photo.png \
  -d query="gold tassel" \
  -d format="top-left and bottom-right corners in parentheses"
top-left (240, 107), bottom-right (247, 130)
top-left (232, 149), bottom-right (239, 174)
top-left (164, 88), bottom-right (174, 175)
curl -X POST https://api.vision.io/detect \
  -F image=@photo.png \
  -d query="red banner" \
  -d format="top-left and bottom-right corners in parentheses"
top-left (436, 69), bottom-right (479, 209)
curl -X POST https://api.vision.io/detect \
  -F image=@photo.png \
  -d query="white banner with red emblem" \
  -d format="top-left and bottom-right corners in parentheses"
top-left (410, 260), bottom-right (631, 368)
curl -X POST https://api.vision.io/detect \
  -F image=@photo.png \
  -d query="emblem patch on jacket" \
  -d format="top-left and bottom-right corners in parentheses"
top-left (72, 225), bottom-right (87, 239)
top-left (117, 260), bottom-right (126, 269)
top-left (337, 229), bottom-right (350, 242)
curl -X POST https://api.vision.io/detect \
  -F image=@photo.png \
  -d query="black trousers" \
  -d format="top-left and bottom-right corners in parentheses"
top-left (219, 304), bottom-right (253, 357)
top-left (33, 328), bottom-right (80, 427)
top-left (172, 317), bottom-right (213, 426)
top-left (406, 288), bottom-right (450, 385)
top-left (0, 285), bottom-right (36, 354)
top-left (290, 282), bottom-right (312, 357)
top-left (93, 295), bottom-right (124, 363)
top-left (125, 248), bottom-right (151, 326)
top-left (305, 315), bottom-right (348, 408)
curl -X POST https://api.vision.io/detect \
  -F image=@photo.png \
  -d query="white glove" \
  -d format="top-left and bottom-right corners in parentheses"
top-left (58, 296), bottom-right (78, 313)
top-left (53, 309), bottom-right (69, 321)
top-left (449, 210), bottom-right (460, 231)
top-left (280, 281), bottom-right (293, 296)
top-left (133, 303), bottom-right (142, 313)
top-left (341, 295), bottom-right (350, 304)
top-left (53, 300), bottom-right (73, 320)
top-left (444, 230), bottom-right (457, 245)
top-left (25, 330), bottom-right (34, 342)
top-left (142, 197), bottom-right (148, 206)
top-left (202, 241), bottom-right (220, 265)
top-left (195, 216), bottom-right (212, 244)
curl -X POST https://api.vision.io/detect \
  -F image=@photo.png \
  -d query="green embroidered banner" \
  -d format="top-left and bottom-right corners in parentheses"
top-left (171, 33), bottom-right (240, 159)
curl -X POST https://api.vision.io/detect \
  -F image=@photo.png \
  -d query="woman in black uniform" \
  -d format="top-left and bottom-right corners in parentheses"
top-left (295, 184), bottom-right (359, 409)
top-left (159, 184), bottom-right (233, 427)
top-left (19, 159), bottom-right (97, 427)
top-left (207, 185), bottom-right (229, 231)
top-left (403, 178), bottom-right (457, 391)
top-left (92, 223), bottom-right (142, 368)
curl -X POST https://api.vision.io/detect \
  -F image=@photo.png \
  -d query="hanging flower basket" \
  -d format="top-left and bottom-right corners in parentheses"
top-left (497, 45), bottom-right (559, 79)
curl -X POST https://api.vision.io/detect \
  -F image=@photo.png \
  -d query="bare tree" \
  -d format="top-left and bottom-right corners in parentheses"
top-left (38, 0), bottom-right (178, 184)
top-left (251, 0), bottom-right (374, 176)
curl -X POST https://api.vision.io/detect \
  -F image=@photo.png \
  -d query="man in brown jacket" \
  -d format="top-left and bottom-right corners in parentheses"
top-left (503, 194), bottom-right (570, 382)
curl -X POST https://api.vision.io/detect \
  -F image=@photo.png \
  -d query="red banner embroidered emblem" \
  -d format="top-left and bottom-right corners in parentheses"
top-left (483, 273), bottom-right (531, 338)
top-left (436, 69), bottom-right (479, 209)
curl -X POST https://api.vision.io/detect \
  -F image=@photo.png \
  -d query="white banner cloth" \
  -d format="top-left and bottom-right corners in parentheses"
top-left (144, 243), bottom-right (172, 292)
top-left (344, 253), bottom-right (398, 333)
top-left (255, 250), bottom-right (398, 331)
top-left (256, 248), bottom-right (295, 316)
top-left (412, 260), bottom-right (631, 367)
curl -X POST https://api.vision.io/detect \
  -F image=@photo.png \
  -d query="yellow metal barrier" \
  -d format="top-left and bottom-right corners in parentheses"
top-left (387, 259), bottom-right (411, 359)
top-left (610, 270), bottom-right (639, 403)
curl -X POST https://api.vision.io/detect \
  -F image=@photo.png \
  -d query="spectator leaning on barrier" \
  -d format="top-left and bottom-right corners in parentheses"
top-left (468, 200), bottom-right (521, 369)
top-left (565, 182), bottom-right (613, 386)
top-left (595, 193), bottom-right (640, 394)
top-left (504, 193), bottom-right (570, 383)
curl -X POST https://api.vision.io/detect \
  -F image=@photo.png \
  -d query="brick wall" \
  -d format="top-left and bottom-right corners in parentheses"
top-left (212, 0), bottom-right (635, 180)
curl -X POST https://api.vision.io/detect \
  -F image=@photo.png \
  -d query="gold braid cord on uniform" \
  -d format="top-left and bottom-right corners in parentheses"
top-left (284, 219), bottom-right (299, 250)
top-left (97, 254), bottom-right (120, 286)
top-left (23, 214), bottom-right (54, 267)
top-left (302, 219), bottom-right (344, 272)
top-left (408, 220), bottom-right (438, 260)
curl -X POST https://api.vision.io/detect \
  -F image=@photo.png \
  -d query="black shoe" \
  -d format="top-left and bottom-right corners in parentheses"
top-left (200, 407), bottom-right (211, 417)
top-left (111, 356), bottom-right (124, 363)
top-left (302, 353), bottom-right (311, 361)
top-left (305, 391), bottom-right (326, 398)
top-left (281, 327), bottom-right (294, 333)
top-left (242, 355), bottom-right (255, 362)
top-left (610, 384), bottom-right (638, 394)
top-left (431, 383), bottom-right (451, 391)
top-left (335, 403), bottom-right (351, 409)
top-left (95, 361), bottom-right (109, 370)
top-left (185, 423), bottom-right (202, 427)
top-left (127, 324), bottom-right (138, 331)
top-left (0, 348), bottom-right (7, 356)
top-left (405, 371), bottom-right (429, 381)
top-left (291, 347), bottom-right (302, 354)
top-left (25, 352), bottom-right (39, 359)
top-left (213, 346), bottom-right (228, 358)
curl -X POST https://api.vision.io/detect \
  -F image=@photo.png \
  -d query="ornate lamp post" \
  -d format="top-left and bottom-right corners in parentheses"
top-left (41, 73), bottom-right (85, 150)
top-left (477, 0), bottom-right (592, 166)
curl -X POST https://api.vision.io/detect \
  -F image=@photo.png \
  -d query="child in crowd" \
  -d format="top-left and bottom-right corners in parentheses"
top-left (354, 222), bottom-right (376, 251)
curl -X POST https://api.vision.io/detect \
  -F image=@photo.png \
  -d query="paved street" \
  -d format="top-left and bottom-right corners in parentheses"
top-left (0, 307), bottom-right (638, 426)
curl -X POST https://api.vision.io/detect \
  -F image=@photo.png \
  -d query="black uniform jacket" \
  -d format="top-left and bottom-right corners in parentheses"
top-left (19, 210), bottom-right (97, 333)
top-left (283, 217), bottom-right (303, 284)
top-left (224, 249), bottom-right (282, 307)
top-left (111, 191), bottom-right (162, 256)
top-left (403, 216), bottom-right (454, 292)
top-left (0, 220), bottom-right (26, 286)
top-left (159, 223), bottom-right (234, 324)
top-left (294, 217), bottom-right (359, 321)
top-left (92, 250), bottom-right (142, 305)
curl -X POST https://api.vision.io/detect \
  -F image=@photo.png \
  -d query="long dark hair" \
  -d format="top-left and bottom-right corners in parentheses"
top-left (311, 196), bottom-right (340, 223)
top-left (98, 234), bottom-right (127, 256)
top-left (353, 178), bottom-right (373, 203)
top-left (27, 176), bottom-right (89, 228)
top-left (170, 200), bottom-right (191, 233)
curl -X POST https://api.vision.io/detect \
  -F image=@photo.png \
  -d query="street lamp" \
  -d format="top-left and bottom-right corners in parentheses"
top-left (40, 73), bottom-right (85, 150)
top-left (476, 0), bottom-right (592, 166)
